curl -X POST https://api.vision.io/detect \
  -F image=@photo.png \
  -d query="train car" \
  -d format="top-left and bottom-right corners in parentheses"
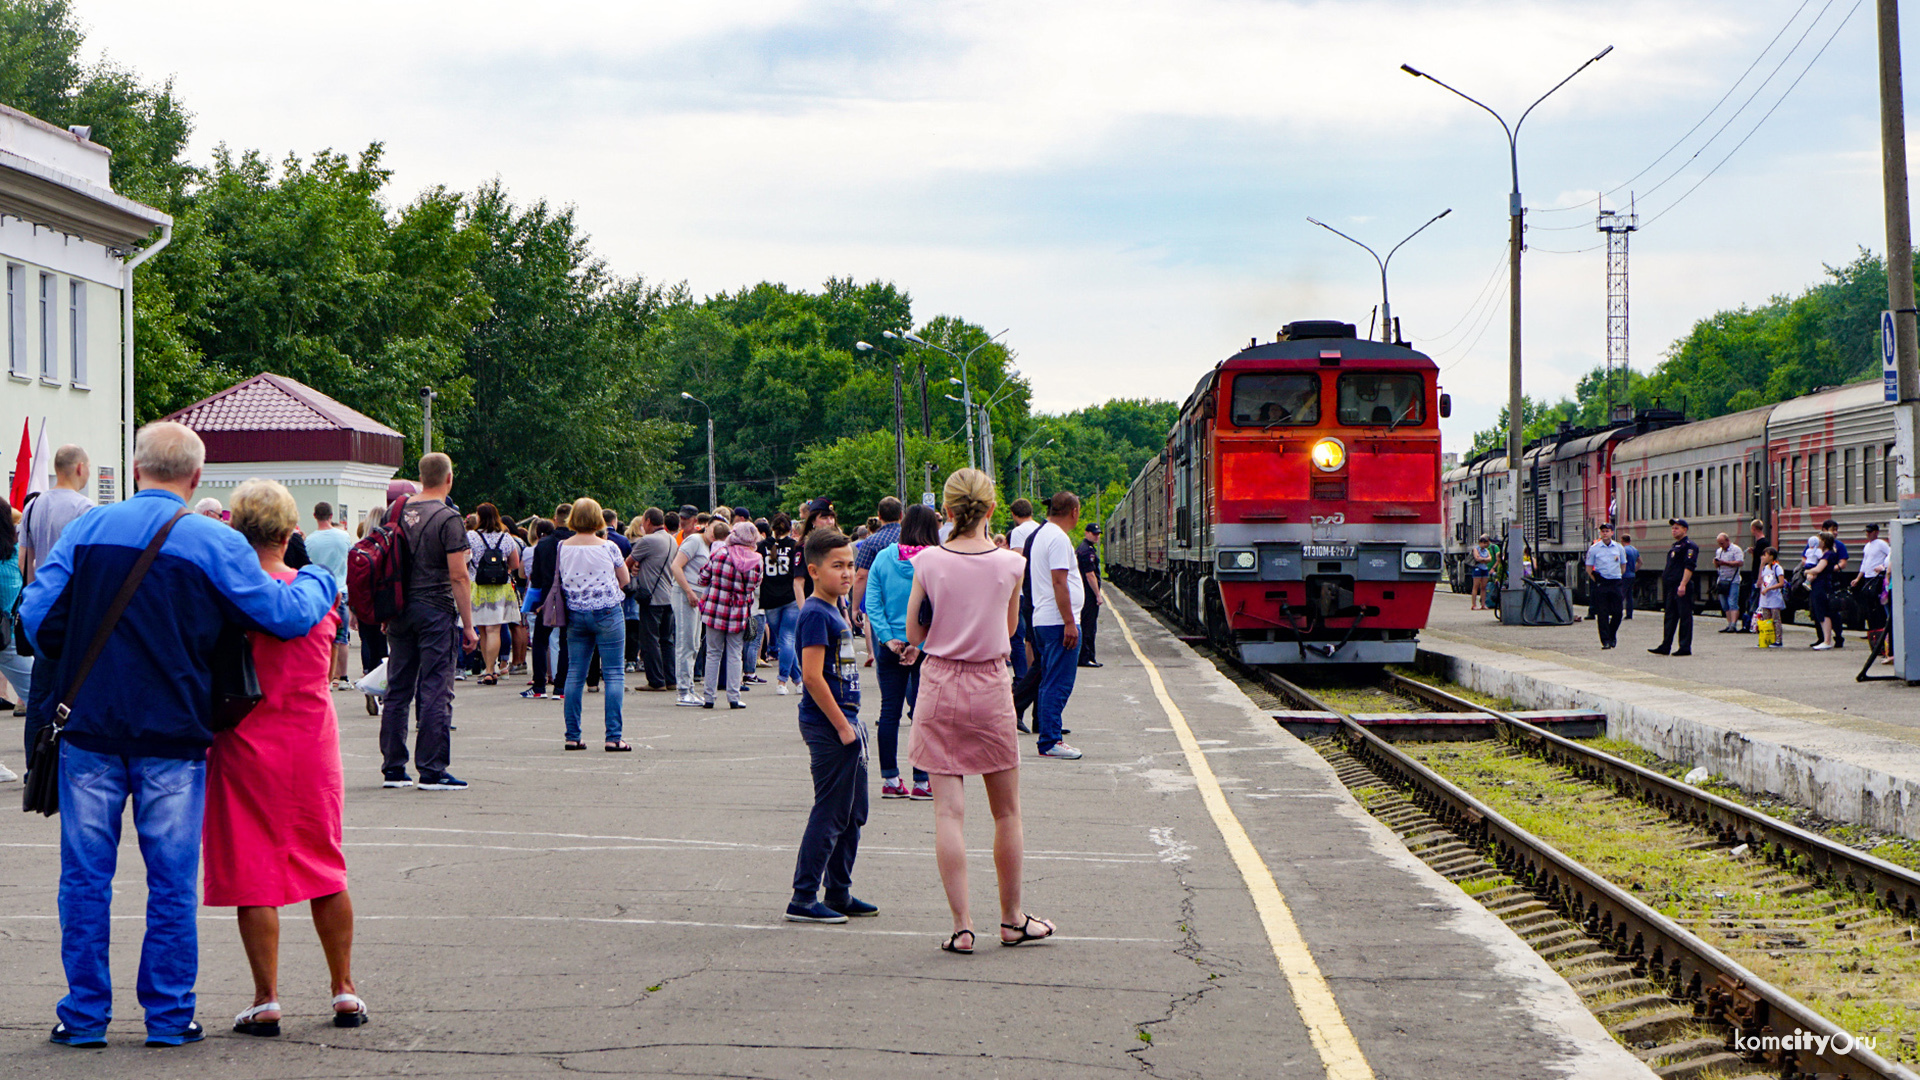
top-left (1106, 319), bottom-right (1448, 664)
top-left (1767, 381), bottom-right (1899, 566)
top-left (1612, 403), bottom-right (1772, 609)
top-left (1441, 460), bottom-right (1475, 591)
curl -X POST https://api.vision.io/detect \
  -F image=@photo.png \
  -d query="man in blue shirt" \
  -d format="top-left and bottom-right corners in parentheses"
top-left (1583, 522), bottom-right (1626, 649)
top-left (304, 501), bottom-right (354, 691)
top-left (1621, 533), bottom-right (1640, 619)
top-left (21, 422), bottom-right (335, 1049)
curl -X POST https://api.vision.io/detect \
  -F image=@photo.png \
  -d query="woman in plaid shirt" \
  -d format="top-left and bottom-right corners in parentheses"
top-left (698, 521), bottom-right (765, 708)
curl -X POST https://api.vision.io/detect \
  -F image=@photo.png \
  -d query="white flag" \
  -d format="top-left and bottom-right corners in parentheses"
top-left (25, 417), bottom-right (48, 497)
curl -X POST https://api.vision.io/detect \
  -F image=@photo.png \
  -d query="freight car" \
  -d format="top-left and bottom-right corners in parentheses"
top-left (1105, 320), bottom-right (1449, 664)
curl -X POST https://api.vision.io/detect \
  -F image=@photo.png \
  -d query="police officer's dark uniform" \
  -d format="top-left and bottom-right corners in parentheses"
top-left (1650, 519), bottom-right (1699, 656)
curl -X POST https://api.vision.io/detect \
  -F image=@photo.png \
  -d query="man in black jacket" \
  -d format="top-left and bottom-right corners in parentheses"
top-left (527, 502), bottom-right (573, 698)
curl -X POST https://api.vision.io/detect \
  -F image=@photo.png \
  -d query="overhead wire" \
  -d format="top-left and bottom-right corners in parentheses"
top-left (1419, 245), bottom-right (1511, 346)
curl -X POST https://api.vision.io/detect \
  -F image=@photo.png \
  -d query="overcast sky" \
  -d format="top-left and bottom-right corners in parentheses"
top-left (66, 0), bottom-right (1909, 451)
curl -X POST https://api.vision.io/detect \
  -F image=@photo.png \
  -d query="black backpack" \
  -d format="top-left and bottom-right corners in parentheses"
top-left (474, 532), bottom-right (511, 587)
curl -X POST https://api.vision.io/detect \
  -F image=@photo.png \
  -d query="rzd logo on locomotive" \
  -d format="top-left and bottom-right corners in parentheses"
top-left (1310, 513), bottom-right (1346, 527)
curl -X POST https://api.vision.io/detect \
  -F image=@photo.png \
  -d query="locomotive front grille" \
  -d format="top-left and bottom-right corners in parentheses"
top-left (1311, 479), bottom-right (1347, 500)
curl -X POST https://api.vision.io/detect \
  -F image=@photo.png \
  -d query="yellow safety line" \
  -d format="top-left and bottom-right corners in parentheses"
top-left (1114, 607), bottom-right (1376, 1080)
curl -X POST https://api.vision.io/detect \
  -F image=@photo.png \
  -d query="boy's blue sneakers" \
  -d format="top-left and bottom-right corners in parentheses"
top-left (49, 1023), bottom-right (106, 1048)
top-left (784, 900), bottom-right (849, 924)
top-left (144, 1021), bottom-right (205, 1047)
top-left (825, 894), bottom-right (878, 918)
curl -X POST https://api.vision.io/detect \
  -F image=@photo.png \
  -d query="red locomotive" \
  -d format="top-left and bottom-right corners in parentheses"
top-left (1105, 320), bottom-right (1449, 664)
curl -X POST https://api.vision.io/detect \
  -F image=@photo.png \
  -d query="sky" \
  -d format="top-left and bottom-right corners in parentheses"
top-left (62, 0), bottom-right (1912, 454)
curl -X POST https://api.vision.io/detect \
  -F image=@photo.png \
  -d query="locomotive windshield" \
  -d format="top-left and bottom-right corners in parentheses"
top-left (1337, 373), bottom-right (1424, 426)
top-left (1230, 374), bottom-right (1320, 427)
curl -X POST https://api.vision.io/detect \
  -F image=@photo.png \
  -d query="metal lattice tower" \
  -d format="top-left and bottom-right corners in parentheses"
top-left (1596, 198), bottom-right (1638, 421)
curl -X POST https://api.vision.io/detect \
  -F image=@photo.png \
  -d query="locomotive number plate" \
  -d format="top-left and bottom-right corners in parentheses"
top-left (1302, 543), bottom-right (1354, 560)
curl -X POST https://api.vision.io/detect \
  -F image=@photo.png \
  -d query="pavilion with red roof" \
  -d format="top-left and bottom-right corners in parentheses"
top-left (163, 372), bottom-right (404, 532)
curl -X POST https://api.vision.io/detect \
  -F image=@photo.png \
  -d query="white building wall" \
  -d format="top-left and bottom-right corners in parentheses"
top-left (1, 215), bottom-right (125, 504)
top-left (194, 460), bottom-right (400, 536)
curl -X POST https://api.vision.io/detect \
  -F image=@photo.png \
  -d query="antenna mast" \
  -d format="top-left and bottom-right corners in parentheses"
top-left (1597, 196), bottom-right (1639, 423)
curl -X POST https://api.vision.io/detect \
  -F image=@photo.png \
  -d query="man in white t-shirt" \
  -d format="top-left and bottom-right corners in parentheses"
top-left (1712, 533), bottom-right (1744, 633)
top-left (1856, 522), bottom-right (1893, 638)
top-left (1006, 498), bottom-right (1040, 683)
top-left (1027, 493), bottom-right (1084, 760)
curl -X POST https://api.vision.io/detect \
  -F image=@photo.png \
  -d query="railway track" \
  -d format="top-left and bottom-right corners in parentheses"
top-left (1223, 658), bottom-right (1920, 1080)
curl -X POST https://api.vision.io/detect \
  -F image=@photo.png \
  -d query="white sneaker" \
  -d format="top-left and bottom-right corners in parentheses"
top-left (0, 761), bottom-right (17, 783)
top-left (1812, 642), bottom-right (1834, 651)
top-left (675, 692), bottom-right (703, 707)
top-left (778, 680), bottom-right (790, 696)
top-left (1039, 743), bottom-right (1083, 760)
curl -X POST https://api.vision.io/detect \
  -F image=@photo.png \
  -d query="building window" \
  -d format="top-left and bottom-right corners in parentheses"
top-left (6, 263), bottom-right (23, 376)
top-left (38, 273), bottom-right (56, 380)
top-left (69, 280), bottom-right (86, 385)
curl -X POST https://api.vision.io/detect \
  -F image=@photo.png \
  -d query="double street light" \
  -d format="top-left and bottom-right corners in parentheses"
top-left (855, 336), bottom-right (911, 502)
top-left (1402, 44), bottom-right (1612, 594)
top-left (895, 328), bottom-right (1010, 472)
top-left (1306, 209), bottom-right (1451, 344)
top-left (680, 391), bottom-right (715, 510)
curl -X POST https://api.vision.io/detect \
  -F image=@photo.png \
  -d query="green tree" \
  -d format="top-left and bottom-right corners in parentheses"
top-left (781, 432), bottom-right (969, 525)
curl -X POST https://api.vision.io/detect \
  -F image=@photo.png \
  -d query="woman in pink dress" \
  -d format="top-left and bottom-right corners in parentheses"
top-left (204, 478), bottom-right (366, 1035)
top-left (906, 468), bottom-right (1056, 953)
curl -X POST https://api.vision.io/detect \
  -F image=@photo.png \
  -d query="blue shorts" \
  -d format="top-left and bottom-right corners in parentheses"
top-left (1470, 567), bottom-right (1489, 578)
top-left (333, 597), bottom-right (351, 644)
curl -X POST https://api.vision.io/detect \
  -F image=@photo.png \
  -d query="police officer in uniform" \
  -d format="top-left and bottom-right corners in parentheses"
top-left (1649, 518), bottom-right (1699, 656)
top-left (1583, 521), bottom-right (1626, 649)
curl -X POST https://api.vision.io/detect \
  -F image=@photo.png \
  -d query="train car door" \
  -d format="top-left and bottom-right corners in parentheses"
top-left (1174, 417), bottom-right (1194, 549)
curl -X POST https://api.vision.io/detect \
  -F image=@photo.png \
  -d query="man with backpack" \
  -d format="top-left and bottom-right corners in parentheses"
top-left (376, 453), bottom-right (476, 791)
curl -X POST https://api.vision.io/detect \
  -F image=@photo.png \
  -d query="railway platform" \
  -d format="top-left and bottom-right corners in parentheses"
top-left (0, 591), bottom-right (1646, 1080)
top-left (1423, 588), bottom-right (1920, 840)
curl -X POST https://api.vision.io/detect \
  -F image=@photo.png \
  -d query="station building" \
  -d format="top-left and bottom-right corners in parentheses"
top-left (1, 102), bottom-right (172, 504)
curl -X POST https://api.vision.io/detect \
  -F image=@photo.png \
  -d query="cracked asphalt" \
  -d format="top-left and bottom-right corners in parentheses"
top-left (1, 594), bottom-right (1651, 1079)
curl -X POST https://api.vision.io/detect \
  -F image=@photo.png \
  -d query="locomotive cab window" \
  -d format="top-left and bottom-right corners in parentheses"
top-left (1336, 373), bottom-right (1424, 426)
top-left (1230, 373), bottom-right (1320, 426)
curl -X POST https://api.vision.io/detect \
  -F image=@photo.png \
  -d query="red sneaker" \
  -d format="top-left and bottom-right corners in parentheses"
top-left (909, 781), bottom-right (933, 800)
top-left (881, 777), bottom-right (909, 799)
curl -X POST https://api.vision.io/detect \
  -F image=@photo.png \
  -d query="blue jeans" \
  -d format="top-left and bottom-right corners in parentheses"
top-left (874, 646), bottom-right (928, 783)
top-left (1032, 623), bottom-right (1080, 753)
top-left (57, 742), bottom-right (207, 1040)
top-left (744, 613), bottom-right (765, 677)
top-left (1718, 577), bottom-right (1742, 617)
top-left (1010, 614), bottom-right (1031, 680)
top-left (766, 603), bottom-right (801, 684)
top-left (565, 605), bottom-right (626, 743)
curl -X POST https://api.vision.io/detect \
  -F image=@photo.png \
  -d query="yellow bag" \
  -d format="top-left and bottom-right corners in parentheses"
top-left (1756, 617), bottom-right (1775, 648)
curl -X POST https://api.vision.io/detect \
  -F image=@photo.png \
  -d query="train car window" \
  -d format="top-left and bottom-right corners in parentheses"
top-left (1335, 373), bottom-right (1424, 426)
top-left (1888, 443), bottom-right (1899, 502)
top-left (1720, 464), bottom-right (1729, 514)
top-left (1865, 446), bottom-right (1876, 504)
top-left (1230, 374), bottom-right (1319, 427)
top-left (1706, 469), bottom-right (1715, 516)
top-left (1790, 456), bottom-right (1801, 508)
top-left (1824, 451), bottom-right (1835, 507)
top-left (1844, 448), bottom-right (1856, 505)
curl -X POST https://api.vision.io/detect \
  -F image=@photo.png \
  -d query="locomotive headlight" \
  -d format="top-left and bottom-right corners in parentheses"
top-left (1217, 548), bottom-right (1257, 572)
top-left (1311, 438), bottom-right (1346, 472)
top-left (1402, 550), bottom-right (1441, 571)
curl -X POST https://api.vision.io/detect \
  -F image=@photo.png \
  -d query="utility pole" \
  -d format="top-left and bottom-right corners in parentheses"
top-left (893, 362), bottom-right (907, 503)
top-left (918, 364), bottom-right (931, 438)
top-left (1597, 199), bottom-right (1639, 422)
top-left (1878, 0), bottom-right (1920, 682)
top-left (420, 386), bottom-right (436, 457)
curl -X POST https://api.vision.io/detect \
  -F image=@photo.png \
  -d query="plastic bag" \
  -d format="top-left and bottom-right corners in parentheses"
top-left (355, 659), bottom-right (390, 698)
top-left (1756, 617), bottom-right (1775, 648)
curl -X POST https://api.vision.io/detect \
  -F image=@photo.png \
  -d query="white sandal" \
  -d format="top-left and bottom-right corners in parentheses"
top-left (234, 1001), bottom-right (281, 1037)
top-left (332, 992), bottom-right (370, 1028)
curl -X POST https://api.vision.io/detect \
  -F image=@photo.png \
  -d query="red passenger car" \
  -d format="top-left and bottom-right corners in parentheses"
top-left (1105, 321), bottom-right (1448, 664)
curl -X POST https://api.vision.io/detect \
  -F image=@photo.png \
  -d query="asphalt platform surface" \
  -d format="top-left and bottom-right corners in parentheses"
top-left (1, 593), bottom-right (1647, 1079)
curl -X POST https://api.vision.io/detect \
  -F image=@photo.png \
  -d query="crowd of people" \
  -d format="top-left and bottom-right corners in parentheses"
top-left (2, 423), bottom-right (1113, 1045)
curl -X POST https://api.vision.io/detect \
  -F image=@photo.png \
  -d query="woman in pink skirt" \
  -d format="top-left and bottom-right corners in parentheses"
top-left (906, 468), bottom-right (1056, 953)
top-left (204, 478), bottom-right (366, 1035)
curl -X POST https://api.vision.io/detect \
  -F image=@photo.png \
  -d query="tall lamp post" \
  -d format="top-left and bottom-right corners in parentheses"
top-left (681, 391), bottom-right (715, 510)
top-left (898, 328), bottom-right (1009, 469)
top-left (1306, 209), bottom-right (1452, 343)
top-left (1403, 46), bottom-right (1612, 593)
top-left (857, 338), bottom-right (910, 503)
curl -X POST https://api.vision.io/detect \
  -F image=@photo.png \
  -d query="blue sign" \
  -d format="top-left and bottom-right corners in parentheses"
top-left (1885, 310), bottom-right (1900, 403)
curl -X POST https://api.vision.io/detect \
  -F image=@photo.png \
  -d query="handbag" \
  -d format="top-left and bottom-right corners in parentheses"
top-left (9, 589), bottom-right (29, 658)
top-left (208, 619), bottom-right (263, 732)
top-left (24, 508), bottom-right (187, 815)
top-left (538, 562), bottom-right (569, 627)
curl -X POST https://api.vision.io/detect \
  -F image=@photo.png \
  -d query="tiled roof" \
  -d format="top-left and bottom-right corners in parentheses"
top-left (165, 373), bottom-right (402, 437)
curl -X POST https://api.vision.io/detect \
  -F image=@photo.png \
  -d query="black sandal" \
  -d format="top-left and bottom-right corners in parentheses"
top-left (941, 929), bottom-right (975, 954)
top-left (564, 740), bottom-right (587, 751)
top-left (478, 674), bottom-right (498, 686)
top-left (1000, 914), bottom-right (1055, 946)
top-left (605, 741), bottom-right (632, 752)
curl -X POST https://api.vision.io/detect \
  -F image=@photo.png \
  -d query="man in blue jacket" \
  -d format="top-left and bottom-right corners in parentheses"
top-left (20, 421), bottom-right (335, 1049)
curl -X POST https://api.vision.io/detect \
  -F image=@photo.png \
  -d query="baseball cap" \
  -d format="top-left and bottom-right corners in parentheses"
top-left (732, 506), bottom-right (750, 521)
top-left (1085, 523), bottom-right (1102, 535)
top-left (1669, 518), bottom-right (1689, 528)
top-left (805, 496), bottom-right (834, 516)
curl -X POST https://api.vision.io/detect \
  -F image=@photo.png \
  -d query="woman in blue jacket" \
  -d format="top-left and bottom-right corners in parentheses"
top-left (866, 503), bottom-right (941, 800)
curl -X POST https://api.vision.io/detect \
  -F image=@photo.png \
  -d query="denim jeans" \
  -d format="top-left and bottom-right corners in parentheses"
top-left (57, 742), bottom-right (206, 1040)
top-left (1718, 577), bottom-right (1742, 617)
top-left (704, 627), bottom-right (745, 705)
top-left (744, 614), bottom-right (765, 677)
top-left (791, 719), bottom-right (868, 901)
top-left (874, 645), bottom-right (929, 782)
top-left (0, 638), bottom-right (32, 712)
top-left (1031, 623), bottom-right (1080, 752)
top-left (673, 596), bottom-right (702, 690)
top-left (381, 603), bottom-right (457, 777)
top-left (1009, 613), bottom-right (1032, 681)
top-left (565, 605), bottom-right (625, 743)
top-left (765, 603), bottom-right (801, 684)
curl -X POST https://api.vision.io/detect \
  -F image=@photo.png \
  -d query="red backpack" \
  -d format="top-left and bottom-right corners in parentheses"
top-left (347, 498), bottom-right (412, 625)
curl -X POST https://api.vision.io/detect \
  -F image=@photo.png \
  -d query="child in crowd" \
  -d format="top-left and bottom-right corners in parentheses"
top-left (786, 528), bottom-right (874, 924)
top-left (1756, 547), bottom-right (1784, 648)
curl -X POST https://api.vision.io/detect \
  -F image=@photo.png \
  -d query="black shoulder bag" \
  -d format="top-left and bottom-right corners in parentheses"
top-left (24, 509), bottom-right (188, 815)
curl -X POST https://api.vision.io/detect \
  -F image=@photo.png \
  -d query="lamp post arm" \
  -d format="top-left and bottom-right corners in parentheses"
top-left (1514, 45), bottom-right (1614, 137)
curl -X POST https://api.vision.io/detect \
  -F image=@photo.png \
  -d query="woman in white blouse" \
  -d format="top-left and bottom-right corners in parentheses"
top-left (558, 499), bottom-right (633, 751)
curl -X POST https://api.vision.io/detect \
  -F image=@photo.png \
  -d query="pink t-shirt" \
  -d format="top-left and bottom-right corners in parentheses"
top-left (913, 544), bottom-right (1027, 663)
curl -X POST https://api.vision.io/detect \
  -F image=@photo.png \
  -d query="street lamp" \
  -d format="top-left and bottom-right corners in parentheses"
top-left (1306, 209), bottom-right (1451, 344)
top-left (898, 327), bottom-right (1009, 469)
top-left (1403, 45), bottom-right (1612, 594)
top-left (681, 391), bottom-right (715, 510)
top-left (856, 339), bottom-right (910, 503)
top-left (1015, 435), bottom-right (1053, 497)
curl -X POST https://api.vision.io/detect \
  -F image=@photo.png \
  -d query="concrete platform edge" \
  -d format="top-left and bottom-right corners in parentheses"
top-left (1418, 639), bottom-right (1920, 841)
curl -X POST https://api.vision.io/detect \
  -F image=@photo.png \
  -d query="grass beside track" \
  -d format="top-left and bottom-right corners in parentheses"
top-left (1410, 741), bottom-right (1920, 1060)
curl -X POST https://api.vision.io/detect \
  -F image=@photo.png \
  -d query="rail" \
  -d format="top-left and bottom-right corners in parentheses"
top-left (1249, 665), bottom-right (1917, 1080)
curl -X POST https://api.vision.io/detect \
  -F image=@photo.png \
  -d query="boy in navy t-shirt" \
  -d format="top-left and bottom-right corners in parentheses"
top-left (785, 528), bottom-right (875, 924)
